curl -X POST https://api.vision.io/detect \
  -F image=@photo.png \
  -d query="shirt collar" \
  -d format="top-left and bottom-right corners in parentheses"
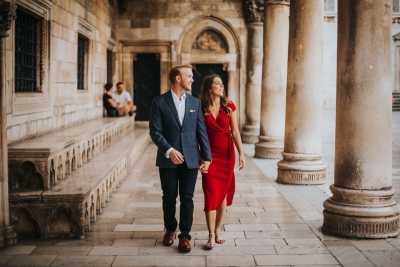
top-left (171, 89), bottom-right (186, 100)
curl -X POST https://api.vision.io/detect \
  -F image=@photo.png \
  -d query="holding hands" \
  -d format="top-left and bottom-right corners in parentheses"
top-left (199, 160), bottom-right (211, 173)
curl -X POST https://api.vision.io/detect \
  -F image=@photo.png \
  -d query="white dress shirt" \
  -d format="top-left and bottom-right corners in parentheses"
top-left (165, 90), bottom-right (186, 158)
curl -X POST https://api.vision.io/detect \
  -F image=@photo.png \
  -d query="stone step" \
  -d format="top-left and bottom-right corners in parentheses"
top-left (8, 116), bottom-right (134, 190)
top-left (9, 128), bottom-right (151, 239)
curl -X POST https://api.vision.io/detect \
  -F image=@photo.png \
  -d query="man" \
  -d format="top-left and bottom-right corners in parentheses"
top-left (149, 65), bottom-right (212, 252)
top-left (112, 82), bottom-right (137, 116)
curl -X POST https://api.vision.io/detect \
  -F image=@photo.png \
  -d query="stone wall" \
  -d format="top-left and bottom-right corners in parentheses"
top-left (5, 0), bottom-right (118, 144)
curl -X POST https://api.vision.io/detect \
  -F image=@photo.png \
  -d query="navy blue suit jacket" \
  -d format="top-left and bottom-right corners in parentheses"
top-left (149, 90), bottom-right (212, 169)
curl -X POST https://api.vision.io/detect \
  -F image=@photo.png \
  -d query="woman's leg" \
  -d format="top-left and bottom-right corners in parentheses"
top-left (205, 210), bottom-right (216, 248)
top-left (215, 197), bottom-right (227, 243)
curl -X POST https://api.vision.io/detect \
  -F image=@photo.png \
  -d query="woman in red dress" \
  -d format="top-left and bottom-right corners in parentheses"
top-left (199, 74), bottom-right (245, 249)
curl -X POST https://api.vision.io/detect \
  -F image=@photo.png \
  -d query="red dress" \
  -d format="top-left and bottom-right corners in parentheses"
top-left (202, 101), bottom-right (236, 211)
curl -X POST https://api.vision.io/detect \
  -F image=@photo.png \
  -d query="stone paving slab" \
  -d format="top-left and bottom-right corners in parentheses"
top-left (5, 255), bottom-right (57, 266)
top-left (51, 255), bottom-right (115, 266)
top-left (254, 254), bottom-right (339, 266)
top-left (31, 245), bottom-right (93, 255)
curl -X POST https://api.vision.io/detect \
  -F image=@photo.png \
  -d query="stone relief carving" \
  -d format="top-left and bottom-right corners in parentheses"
top-left (0, 0), bottom-right (16, 37)
top-left (243, 0), bottom-right (264, 23)
top-left (192, 30), bottom-right (227, 53)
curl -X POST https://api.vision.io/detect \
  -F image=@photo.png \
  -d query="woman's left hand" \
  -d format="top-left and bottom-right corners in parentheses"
top-left (239, 155), bottom-right (245, 170)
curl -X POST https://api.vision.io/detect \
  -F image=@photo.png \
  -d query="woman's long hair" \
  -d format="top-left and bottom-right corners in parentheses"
top-left (199, 74), bottom-right (231, 116)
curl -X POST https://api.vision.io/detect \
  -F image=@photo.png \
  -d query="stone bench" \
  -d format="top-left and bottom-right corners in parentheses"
top-left (8, 117), bottom-right (134, 191)
top-left (9, 128), bottom-right (150, 239)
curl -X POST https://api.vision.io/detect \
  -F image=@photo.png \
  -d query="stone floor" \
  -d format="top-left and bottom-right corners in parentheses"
top-left (1, 110), bottom-right (400, 266)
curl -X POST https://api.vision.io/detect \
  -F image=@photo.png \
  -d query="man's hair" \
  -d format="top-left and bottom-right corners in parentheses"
top-left (116, 82), bottom-right (124, 88)
top-left (104, 82), bottom-right (113, 91)
top-left (168, 65), bottom-right (193, 85)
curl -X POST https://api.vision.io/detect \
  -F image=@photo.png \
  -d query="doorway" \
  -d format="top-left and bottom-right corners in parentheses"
top-left (192, 64), bottom-right (228, 99)
top-left (133, 53), bottom-right (160, 121)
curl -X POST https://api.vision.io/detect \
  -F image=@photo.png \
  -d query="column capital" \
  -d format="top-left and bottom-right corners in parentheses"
top-left (0, 0), bottom-right (16, 38)
top-left (266, 0), bottom-right (290, 6)
top-left (243, 0), bottom-right (265, 23)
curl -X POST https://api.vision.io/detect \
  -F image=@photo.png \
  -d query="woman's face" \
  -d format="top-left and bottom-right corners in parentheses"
top-left (210, 77), bottom-right (224, 97)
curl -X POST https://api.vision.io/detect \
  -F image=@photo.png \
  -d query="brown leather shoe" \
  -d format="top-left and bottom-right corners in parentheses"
top-left (178, 237), bottom-right (191, 252)
top-left (162, 230), bottom-right (175, 246)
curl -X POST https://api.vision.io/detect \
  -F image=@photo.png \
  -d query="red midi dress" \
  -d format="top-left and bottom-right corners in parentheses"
top-left (202, 101), bottom-right (236, 212)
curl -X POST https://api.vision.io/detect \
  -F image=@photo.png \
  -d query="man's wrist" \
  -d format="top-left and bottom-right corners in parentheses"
top-left (165, 148), bottom-right (174, 158)
top-left (204, 159), bottom-right (212, 163)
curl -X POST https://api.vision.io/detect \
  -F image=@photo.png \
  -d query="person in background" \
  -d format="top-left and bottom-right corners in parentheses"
top-left (112, 82), bottom-right (137, 116)
top-left (103, 82), bottom-right (119, 117)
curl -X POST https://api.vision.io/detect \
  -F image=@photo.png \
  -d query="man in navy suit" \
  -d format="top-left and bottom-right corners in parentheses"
top-left (149, 65), bottom-right (212, 252)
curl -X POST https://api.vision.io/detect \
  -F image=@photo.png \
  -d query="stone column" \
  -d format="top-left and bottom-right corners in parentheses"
top-left (241, 0), bottom-right (264, 144)
top-left (322, 0), bottom-right (400, 238)
top-left (0, 0), bottom-right (17, 247)
top-left (254, 0), bottom-right (289, 158)
top-left (276, 0), bottom-right (326, 184)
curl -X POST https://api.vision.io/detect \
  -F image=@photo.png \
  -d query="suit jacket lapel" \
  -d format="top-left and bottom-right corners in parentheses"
top-left (181, 94), bottom-right (190, 128)
top-left (165, 90), bottom-right (181, 127)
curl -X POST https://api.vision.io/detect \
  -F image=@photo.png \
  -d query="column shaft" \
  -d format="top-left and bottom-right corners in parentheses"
top-left (255, 0), bottom-right (289, 158)
top-left (276, 0), bottom-right (326, 184)
top-left (242, 23), bottom-right (263, 144)
top-left (322, 0), bottom-right (399, 238)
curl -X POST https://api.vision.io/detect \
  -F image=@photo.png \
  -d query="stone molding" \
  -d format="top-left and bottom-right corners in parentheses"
top-left (243, 0), bottom-right (264, 23)
top-left (266, 0), bottom-right (290, 6)
top-left (393, 32), bottom-right (400, 40)
top-left (0, 0), bottom-right (16, 37)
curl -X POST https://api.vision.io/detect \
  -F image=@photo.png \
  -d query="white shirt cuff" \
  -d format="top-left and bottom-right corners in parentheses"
top-left (165, 148), bottom-right (174, 158)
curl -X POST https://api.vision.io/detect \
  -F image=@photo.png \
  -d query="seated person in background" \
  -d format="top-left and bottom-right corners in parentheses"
top-left (112, 82), bottom-right (137, 116)
top-left (103, 82), bottom-right (119, 117)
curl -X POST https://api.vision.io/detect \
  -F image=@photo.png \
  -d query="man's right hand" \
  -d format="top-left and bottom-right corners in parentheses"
top-left (169, 149), bottom-right (184, 164)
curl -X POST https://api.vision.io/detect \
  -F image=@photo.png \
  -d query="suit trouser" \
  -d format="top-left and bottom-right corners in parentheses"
top-left (159, 163), bottom-right (198, 240)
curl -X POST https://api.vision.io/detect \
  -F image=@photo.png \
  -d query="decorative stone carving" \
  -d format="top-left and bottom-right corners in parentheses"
top-left (10, 161), bottom-right (44, 191)
top-left (243, 0), bottom-right (264, 23)
top-left (0, 0), bottom-right (16, 37)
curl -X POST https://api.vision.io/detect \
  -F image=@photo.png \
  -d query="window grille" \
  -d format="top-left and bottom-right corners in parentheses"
top-left (15, 9), bottom-right (39, 93)
top-left (77, 35), bottom-right (87, 90)
top-left (107, 49), bottom-right (113, 82)
top-left (324, 0), bottom-right (336, 13)
top-left (394, 0), bottom-right (400, 13)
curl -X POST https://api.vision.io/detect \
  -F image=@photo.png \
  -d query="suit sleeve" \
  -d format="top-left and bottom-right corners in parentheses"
top-left (196, 100), bottom-right (212, 161)
top-left (149, 98), bottom-right (172, 153)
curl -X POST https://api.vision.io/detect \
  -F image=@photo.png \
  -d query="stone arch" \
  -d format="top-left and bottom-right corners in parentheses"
top-left (65, 152), bottom-right (71, 175)
top-left (72, 149), bottom-right (77, 171)
top-left (11, 208), bottom-right (41, 238)
top-left (10, 161), bottom-right (44, 191)
top-left (48, 208), bottom-right (79, 237)
top-left (177, 15), bottom-right (243, 114)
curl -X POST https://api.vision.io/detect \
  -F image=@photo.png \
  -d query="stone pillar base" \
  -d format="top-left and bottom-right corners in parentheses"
top-left (277, 152), bottom-right (326, 184)
top-left (322, 185), bottom-right (400, 238)
top-left (254, 136), bottom-right (283, 159)
top-left (241, 125), bottom-right (260, 144)
top-left (0, 228), bottom-right (4, 248)
top-left (4, 226), bottom-right (17, 245)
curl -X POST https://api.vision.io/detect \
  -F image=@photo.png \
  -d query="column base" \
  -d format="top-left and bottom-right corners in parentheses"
top-left (241, 125), bottom-right (259, 144)
top-left (277, 152), bottom-right (326, 184)
top-left (4, 226), bottom-right (17, 245)
top-left (322, 185), bottom-right (400, 238)
top-left (254, 136), bottom-right (283, 159)
top-left (0, 229), bottom-right (4, 248)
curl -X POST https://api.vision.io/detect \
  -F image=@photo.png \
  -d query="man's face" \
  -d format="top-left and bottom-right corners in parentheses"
top-left (178, 68), bottom-right (194, 92)
top-left (117, 84), bottom-right (124, 94)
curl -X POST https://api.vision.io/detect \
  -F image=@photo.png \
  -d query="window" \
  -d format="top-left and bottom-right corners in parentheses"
top-left (15, 9), bottom-right (41, 93)
top-left (394, 0), bottom-right (400, 13)
top-left (107, 49), bottom-right (113, 82)
top-left (324, 0), bottom-right (336, 13)
top-left (77, 34), bottom-right (88, 90)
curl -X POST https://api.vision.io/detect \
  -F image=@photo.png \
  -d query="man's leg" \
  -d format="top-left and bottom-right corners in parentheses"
top-left (159, 168), bottom-right (178, 232)
top-left (177, 164), bottom-right (198, 240)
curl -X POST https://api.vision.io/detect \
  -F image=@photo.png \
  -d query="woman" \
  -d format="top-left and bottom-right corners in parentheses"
top-left (103, 82), bottom-right (119, 117)
top-left (199, 74), bottom-right (245, 249)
